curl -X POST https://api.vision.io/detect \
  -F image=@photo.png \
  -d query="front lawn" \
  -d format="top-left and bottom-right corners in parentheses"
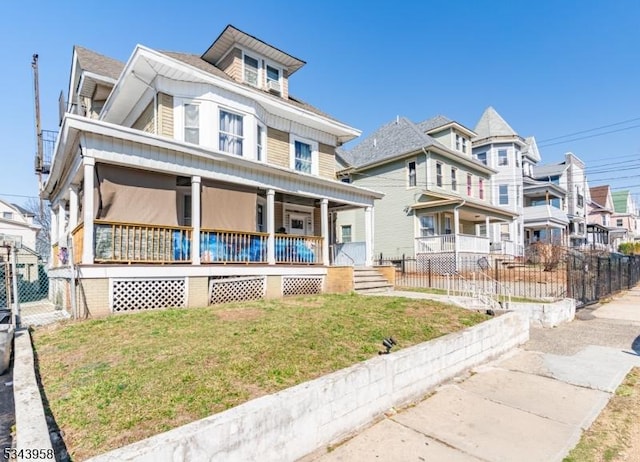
top-left (32, 293), bottom-right (488, 460)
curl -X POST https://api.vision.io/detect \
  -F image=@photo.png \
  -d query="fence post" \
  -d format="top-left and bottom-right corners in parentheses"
top-left (428, 258), bottom-right (432, 288)
top-left (608, 257), bottom-right (612, 295)
top-left (596, 257), bottom-right (601, 300)
top-left (401, 253), bottom-right (405, 274)
top-left (494, 259), bottom-right (500, 295)
top-left (566, 254), bottom-right (572, 299)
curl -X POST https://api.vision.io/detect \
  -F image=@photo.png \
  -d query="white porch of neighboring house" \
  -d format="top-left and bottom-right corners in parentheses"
top-left (523, 179), bottom-right (569, 245)
top-left (45, 116), bottom-right (381, 315)
top-left (411, 192), bottom-right (518, 258)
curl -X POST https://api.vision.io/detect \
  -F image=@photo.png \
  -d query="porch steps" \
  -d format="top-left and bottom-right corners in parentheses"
top-left (353, 267), bottom-right (393, 294)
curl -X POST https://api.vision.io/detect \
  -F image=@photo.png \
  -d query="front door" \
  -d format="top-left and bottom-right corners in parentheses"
top-left (289, 213), bottom-right (308, 236)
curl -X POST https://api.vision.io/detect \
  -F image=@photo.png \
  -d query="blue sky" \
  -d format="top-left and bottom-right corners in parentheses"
top-left (2, 0), bottom-right (639, 207)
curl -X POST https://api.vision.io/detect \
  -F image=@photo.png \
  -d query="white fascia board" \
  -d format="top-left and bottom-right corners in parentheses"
top-left (101, 45), bottom-right (360, 141)
top-left (45, 114), bottom-right (383, 202)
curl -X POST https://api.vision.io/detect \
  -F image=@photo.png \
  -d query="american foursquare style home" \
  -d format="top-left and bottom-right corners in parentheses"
top-left (45, 25), bottom-right (384, 314)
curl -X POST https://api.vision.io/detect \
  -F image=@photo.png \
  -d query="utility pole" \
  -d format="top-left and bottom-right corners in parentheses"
top-left (32, 53), bottom-right (44, 213)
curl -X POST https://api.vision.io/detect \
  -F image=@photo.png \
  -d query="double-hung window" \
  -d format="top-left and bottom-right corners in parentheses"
top-left (294, 140), bottom-right (312, 173)
top-left (499, 184), bottom-right (509, 205)
top-left (341, 225), bottom-right (352, 243)
top-left (244, 54), bottom-right (259, 86)
top-left (451, 167), bottom-right (457, 191)
top-left (266, 65), bottom-right (280, 91)
top-left (436, 163), bottom-right (443, 187)
top-left (498, 149), bottom-right (508, 166)
top-left (478, 178), bottom-right (485, 200)
top-left (407, 161), bottom-right (416, 187)
top-left (419, 215), bottom-right (435, 237)
top-left (475, 152), bottom-right (487, 165)
top-left (184, 104), bottom-right (199, 144)
top-left (219, 110), bottom-right (244, 156)
top-left (466, 174), bottom-right (472, 196)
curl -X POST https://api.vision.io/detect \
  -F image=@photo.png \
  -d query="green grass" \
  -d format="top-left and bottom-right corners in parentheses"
top-left (32, 294), bottom-right (488, 460)
top-left (564, 367), bottom-right (640, 462)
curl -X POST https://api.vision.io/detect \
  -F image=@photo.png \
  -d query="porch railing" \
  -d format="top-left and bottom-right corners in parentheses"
top-left (200, 229), bottom-right (268, 263)
top-left (94, 221), bottom-right (192, 263)
top-left (275, 234), bottom-right (323, 264)
top-left (416, 234), bottom-right (489, 254)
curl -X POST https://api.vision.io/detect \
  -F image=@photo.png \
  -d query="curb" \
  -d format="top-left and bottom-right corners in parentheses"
top-left (14, 328), bottom-right (53, 457)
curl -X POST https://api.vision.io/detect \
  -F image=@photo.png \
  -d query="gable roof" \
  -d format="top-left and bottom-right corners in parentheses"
top-left (416, 115), bottom-right (453, 132)
top-left (74, 46), bottom-right (125, 81)
top-left (523, 136), bottom-right (541, 162)
top-left (612, 190), bottom-right (630, 213)
top-left (341, 117), bottom-right (439, 168)
top-left (589, 185), bottom-right (611, 209)
top-left (473, 106), bottom-right (519, 140)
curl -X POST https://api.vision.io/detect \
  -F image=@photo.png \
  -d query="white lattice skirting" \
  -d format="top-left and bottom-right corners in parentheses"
top-left (111, 278), bottom-right (186, 312)
top-left (282, 276), bottom-right (323, 296)
top-left (209, 276), bottom-right (266, 304)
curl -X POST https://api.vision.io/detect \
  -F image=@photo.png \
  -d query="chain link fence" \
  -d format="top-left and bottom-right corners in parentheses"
top-left (1, 247), bottom-right (68, 327)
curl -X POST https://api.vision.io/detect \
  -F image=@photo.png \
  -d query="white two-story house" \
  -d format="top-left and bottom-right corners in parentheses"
top-left (44, 25), bottom-right (382, 315)
top-left (472, 107), bottom-right (530, 255)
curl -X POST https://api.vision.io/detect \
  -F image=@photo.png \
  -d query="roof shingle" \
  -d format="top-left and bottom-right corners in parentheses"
top-left (74, 46), bottom-right (125, 81)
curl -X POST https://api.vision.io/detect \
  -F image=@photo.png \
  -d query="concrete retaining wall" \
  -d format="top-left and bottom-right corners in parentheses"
top-left (509, 298), bottom-right (576, 327)
top-left (88, 311), bottom-right (530, 462)
top-left (14, 329), bottom-right (54, 456)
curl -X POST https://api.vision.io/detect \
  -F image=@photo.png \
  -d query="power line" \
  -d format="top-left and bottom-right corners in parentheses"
top-left (538, 123), bottom-right (640, 148)
top-left (538, 116), bottom-right (640, 143)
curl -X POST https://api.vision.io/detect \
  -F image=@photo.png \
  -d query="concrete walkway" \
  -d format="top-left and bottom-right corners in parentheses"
top-left (308, 287), bottom-right (640, 462)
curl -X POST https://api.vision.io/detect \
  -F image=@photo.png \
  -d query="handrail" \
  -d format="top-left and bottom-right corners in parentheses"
top-left (329, 243), bottom-right (355, 266)
top-left (94, 219), bottom-right (191, 231)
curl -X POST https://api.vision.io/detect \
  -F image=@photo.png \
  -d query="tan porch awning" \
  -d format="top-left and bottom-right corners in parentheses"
top-left (410, 191), bottom-right (517, 222)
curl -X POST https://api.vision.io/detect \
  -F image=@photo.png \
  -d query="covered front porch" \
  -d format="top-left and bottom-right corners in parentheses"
top-left (411, 192), bottom-right (517, 257)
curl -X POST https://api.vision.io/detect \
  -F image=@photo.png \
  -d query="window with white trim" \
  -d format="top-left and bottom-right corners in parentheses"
top-left (219, 109), bottom-right (244, 156)
top-left (256, 123), bottom-right (265, 161)
top-left (243, 54), bottom-right (259, 86)
top-left (407, 161), bottom-right (416, 187)
top-left (474, 152), bottom-right (487, 165)
top-left (479, 178), bottom-right (485, 200)
top-left (499, 184), bottom-right (509, 205)
top-left (617, 218), bottom-right (623, 227)
top-left (436, 162), bottom-right (443, 187)
top-left (451, 167), bottom-right (457, 191)
top-left (466, 174), bottom-right (472, 196)
top-left (290, 136), bottom-right (317, 174)
top-left (2, 212), bottom-right (13, 220)
top-left (500, 224), bottom-right (510, 241)
top-left (498, 149), bottom-right (508, 166)
top-left (419, 215), bottom-right (435, 237)
top-left (341, 225), bottom-right (352, 243)
top-left (184, 103), bottom-right (199, 144)
top-left (266, 65), bottom-right (280, 92)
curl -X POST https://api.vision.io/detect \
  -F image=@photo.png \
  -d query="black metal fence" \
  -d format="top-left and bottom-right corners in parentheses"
top-left (379, 251), bottom-right (640, 307)
top-left (566, 253), bottom-right (640, 306)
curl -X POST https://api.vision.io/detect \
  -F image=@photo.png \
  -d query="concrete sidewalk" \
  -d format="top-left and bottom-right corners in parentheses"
top-left (307, 287), bottom-right (640, 462)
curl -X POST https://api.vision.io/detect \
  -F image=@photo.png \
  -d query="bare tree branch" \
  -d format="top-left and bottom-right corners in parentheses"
top-left (22, 197), bottom-right (50, 258)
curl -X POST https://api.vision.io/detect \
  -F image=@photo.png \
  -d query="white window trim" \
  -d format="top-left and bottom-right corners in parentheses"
top-left (264, 60), bottom-right (284, 92)
top-left (282, 203), bottom-right (314, 235)
top-left (256, 120), bottom-right (267, 163)
top-left (174, 98), bottom-right (203, 144)
top-left (289, 134), bottom-right (319, 175)
top-left (241, 50), bottom-right (261, 88)
top-left (406, 158), bottom-right (417, 189)
top-left (183, 102), bottom-right (200, 145)
top-left (218, 106), bottom-right (246, 156)
top-left (417, 214), bottom-right (436, 237)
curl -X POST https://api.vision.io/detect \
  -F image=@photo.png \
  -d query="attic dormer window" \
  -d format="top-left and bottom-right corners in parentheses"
top-left (244, 54), bottom-right (259, 86)
top-left (266, 65), bottom-right (280, 93)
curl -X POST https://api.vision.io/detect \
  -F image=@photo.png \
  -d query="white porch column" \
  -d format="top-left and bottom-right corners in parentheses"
top-left (50, 204), bottom-right (58, 266)
top-left (191, 176), bottom-right (201, 265)
top-left (69, 185), bottom-right (79, 231)
top-left (320, 198), bottom-right (329, 265)
top-left (82, 157), bottom-right (95, 265)
top-left (57, 199), bottom-right (67, 247)
top-left (364, 206), bottom-right (373, 267)
top-left (485, 216), bottom-right (490, 238)
top-left (266, 189), bottom-right (275, 265)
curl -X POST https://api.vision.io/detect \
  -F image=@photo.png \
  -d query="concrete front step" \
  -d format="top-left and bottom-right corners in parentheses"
top-left (354, 281), bottom-right (393, 291)
top-left (353, 266), bottom-right (393, 293)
